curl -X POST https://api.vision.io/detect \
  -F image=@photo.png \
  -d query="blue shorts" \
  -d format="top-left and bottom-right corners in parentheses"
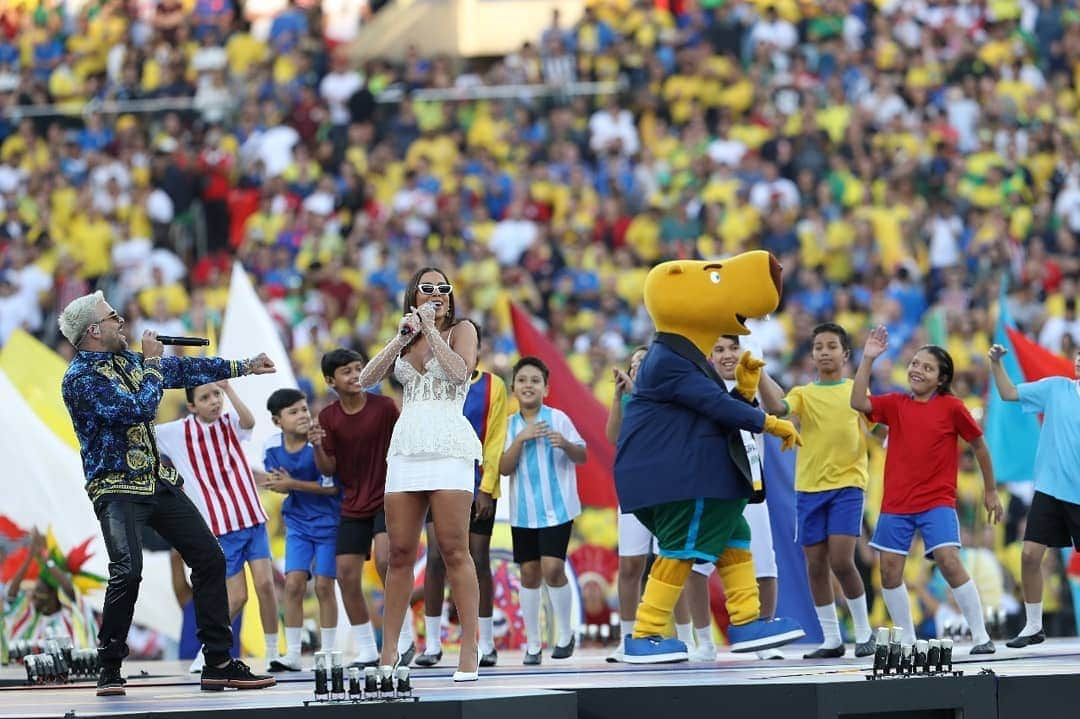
top-left (285, 529), bottom-right (337, 579)
top-left (796, 487), bottom-right (864, 546)
top-left (870, 507), bottom-right (961, 559)
top-left (218, 524), bottom-right (272, 578)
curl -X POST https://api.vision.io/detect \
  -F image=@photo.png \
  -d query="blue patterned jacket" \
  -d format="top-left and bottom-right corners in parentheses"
top-left (61, 350), bottom-right (247, 507)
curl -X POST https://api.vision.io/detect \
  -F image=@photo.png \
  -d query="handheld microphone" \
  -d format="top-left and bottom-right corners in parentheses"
top-left (157, 336), bottom-right (210, 347)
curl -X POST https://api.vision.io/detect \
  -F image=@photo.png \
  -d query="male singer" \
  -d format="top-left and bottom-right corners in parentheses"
top-left (58, 291), bottom-right (277, 696)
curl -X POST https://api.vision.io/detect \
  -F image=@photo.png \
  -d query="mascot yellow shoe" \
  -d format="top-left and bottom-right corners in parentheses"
top-left (614, 251), bottom-right (805, 663)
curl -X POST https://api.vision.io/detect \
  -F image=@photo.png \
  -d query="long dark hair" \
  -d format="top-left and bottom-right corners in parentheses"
top-left (916, 344), bottom-right (955, 395)
top-left (402, 266), bottom-right (456, 330)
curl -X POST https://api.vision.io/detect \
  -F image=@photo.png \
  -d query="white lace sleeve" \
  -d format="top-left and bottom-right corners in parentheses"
top-left (422, 324), bottom-right (469, 384)
top-left (359, 334), bottom-right (408, 389)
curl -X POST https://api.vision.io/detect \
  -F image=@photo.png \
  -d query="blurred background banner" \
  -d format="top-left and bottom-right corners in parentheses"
top-left (219, 261), bottom-right (298, 471)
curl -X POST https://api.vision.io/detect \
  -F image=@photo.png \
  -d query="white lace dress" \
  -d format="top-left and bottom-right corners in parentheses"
top-left (385, 355), bottom-right (483, 493)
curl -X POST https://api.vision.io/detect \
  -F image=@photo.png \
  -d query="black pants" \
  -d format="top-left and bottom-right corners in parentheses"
top-left (95, 481), bottom-right (232, 668)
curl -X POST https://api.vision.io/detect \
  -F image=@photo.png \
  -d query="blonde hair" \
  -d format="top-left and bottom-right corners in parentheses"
top-left (58, 291), bottom-right (105, 347)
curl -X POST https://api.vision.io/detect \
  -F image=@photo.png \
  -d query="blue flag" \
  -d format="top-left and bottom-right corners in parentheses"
top-left (985, 281), bottom-right (1041, 483)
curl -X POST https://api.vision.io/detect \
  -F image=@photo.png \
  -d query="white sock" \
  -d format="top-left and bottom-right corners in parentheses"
top-left (320, 627), bottom-right (336, 652)
top-left (424, 615), bottom-right (442, 654)
top-left (397, 606), bottom-right (415, 653)
top-left (675, 622), bottom-right (694, 645)
top-left (479, 616), bottom-right (495, 654)
top-left (815, 604), bottom-right (842, 649)
top-left (520, 586), bottom-right (542, 653)
top-left (621, 618), bottom-right (634, 640)
top-left (951, 579), bottom-right (990, 644)
top-left (694, 625), bottom-right (714, 649)
top-left (351, 622), bottom-right (378, 661)
top-left (1021, 601), bottom-right (1044, 636)
top-left (285, 627), bottom-right (302, 657)
top-left (549, 582), bottom-right (574, 646)
top-left (265, 633), bottom-right (278, 660)
top-left (881, 585), bottom-right (917, 645)
top-left (844, 593), bottom-right (873, 643)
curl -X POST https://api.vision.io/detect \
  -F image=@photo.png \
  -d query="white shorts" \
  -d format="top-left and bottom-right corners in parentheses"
top-left (386, 454), bottom-right (474, 493)
top-left (617, 511), bottom-right (658, 557)
top-left (690, 499), bottom-right (777, 579)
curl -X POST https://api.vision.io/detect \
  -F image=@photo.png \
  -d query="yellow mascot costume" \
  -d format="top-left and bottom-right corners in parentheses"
top-left (614, 250), bottom-right (805, 663)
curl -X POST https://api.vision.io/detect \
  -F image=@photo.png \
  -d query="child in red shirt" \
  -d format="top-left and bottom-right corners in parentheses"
top-left (851, 326), bottom-right (1004, 654)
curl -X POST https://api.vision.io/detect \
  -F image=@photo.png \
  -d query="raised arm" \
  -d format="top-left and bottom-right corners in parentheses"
top-left (358, 318), bottom-right (414, 388)
top-left (851, 325), bottom-right (887, 414)
top-left (757, 371), bottom-right (788, 416)
top-left (605, 367), bottom-right (633, 444)
top-left (421, 305), bottom-right (474, 384)
top-left (987, 344), bottom-right (1019, 401)
top-left (219, 380), bottom-right (254, 429)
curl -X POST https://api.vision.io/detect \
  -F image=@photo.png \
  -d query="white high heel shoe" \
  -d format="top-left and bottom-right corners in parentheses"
top-left (452, 649), bottom-right (479, 682)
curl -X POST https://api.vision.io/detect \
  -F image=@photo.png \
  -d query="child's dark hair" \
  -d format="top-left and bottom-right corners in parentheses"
top-left (321, 348), bottom-right (366, 379)
top-left (512, 356), bottom-right (549, 383)
top-left (916, 344), bottom-right (955, 395)
top-left (185, 386), bottom-right (196, 404)
top-left (812, 322), bottom-right (851, 353)
top-left (267, 388), bottom-right (307, 416)
top-left (720, 335), bottom-right (741, 345)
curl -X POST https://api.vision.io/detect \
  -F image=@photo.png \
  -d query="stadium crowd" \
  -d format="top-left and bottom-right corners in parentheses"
top-left (1, 0), bottom-right (1079, 644)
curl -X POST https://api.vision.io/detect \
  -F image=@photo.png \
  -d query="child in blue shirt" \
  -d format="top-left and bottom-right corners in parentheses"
top-left (262, 388), bottom-right (341, 671)
top-left (989, 345), bottom-right (1080, 648)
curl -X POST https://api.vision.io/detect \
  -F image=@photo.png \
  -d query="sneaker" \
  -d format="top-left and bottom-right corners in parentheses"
top-left (399, 641), bottom-right (416, 667)
top-left (188, 652), bottom-right (206, 674)
top-left (969, 640), bottom-right (996, 655)
top-left (756, 647), bottom-right (786, 660)
top-left (803, 645), bottom-right (845, 659)
top-left (854, 636), bottom-right (877, 658)
top-left (729, 617), bottom-right (805, 653)
top-left (1005, 630), bottom-right (1045, 649)
top-left (347, 653), bottom-right (380, 669)
top-left (200, 659), bottom-right (277, 691)
top-left (413, 649), bottom-right (442, 667)
top-left (479, 648), bottom-right (498, 667)
top-left (688, 644), bottom-right (717, 662)
top-left (551, 636), bottom-right (575, 659)
top-left (523, 649), bottom-right (542, 665)
top-left (605, 643), bottom-right (625, 663)
top-left (268, 654), bottom-right (302, 672)
top-left (623, 635), bottom-right (688, 664)
top-left (96, 666), bottom-right (126, 697)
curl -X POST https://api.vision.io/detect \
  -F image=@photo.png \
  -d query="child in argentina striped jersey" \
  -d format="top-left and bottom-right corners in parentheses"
top-left (155, 379), bottom-right (281, 672)
top-left (498, 356), bottom-right (587, 666)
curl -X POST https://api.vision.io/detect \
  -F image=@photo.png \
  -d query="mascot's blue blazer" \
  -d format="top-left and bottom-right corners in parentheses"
top-left (615, 332), bottom-right (766, 513)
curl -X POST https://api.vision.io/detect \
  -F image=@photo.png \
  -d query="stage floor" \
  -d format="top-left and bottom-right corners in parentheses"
top-left (4, 639), bottom-right (1080, 719)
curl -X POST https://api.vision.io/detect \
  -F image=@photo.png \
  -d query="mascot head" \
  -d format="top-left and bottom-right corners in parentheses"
top-left (643, 250), bottom-right (783, 355)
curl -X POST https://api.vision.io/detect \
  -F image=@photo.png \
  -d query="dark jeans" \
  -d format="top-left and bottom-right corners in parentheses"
top-left (95, 481), bottom-right (232, 668)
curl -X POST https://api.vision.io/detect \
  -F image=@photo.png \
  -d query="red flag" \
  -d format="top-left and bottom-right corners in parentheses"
top-left (1005, 326), bottom-right (1076, 380)
top-left (509, 303), bottom-right (618, 508)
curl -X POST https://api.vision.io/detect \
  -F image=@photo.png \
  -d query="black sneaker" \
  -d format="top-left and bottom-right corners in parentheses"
top-left (551, 636), bottom-right (575, 659)
top-left (479, 648), bottom-right (498, 667)
top-left (96, 666), bottom-right (127, 697)
top-left (854, 637), bottom-right (877, 658)
top-left (803, 645), bottom-right (845, 659)
top-left (200, 659), bottom-right (277, 691)
top-left (414, 650), bottom-right (442, 667)
top-left (523, 649), bottom-right (541, 665)
top-left (399, 641), bottom-right (417, 667)
top-left (1006, 630), bottom-right (1045, 649)
top-left (969, 640), bottom-right (996, 655)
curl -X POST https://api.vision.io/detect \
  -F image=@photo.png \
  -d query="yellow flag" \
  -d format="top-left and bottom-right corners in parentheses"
top-left (0, 330), bottom-right (79, 450)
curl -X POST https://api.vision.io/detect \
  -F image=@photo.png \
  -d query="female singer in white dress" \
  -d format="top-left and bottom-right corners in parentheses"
top-left (359, 267), bottom-right (483, 682)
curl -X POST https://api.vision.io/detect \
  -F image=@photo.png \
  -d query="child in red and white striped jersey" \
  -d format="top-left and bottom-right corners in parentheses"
top-left (155, 379), bottom-right (281, 672)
